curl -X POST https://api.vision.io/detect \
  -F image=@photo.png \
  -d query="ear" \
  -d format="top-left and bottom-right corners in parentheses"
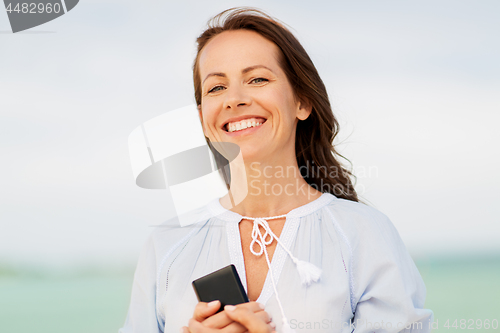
top-left (296, 99), bottom-right (312, 121)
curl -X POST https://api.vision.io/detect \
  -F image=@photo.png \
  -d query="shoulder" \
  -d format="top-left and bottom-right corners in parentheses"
top-left (320, 196), bottom-right (430, 319)
top-left (322, 196), bottom-right (403, 252)
top-left (144, 205), bottom-right (215, 262)
top-left (325, 196), bottom-right (389, 223)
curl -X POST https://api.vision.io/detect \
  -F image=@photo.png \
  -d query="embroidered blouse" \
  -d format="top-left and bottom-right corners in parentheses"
top-left (119, 192), bottom-right (433, 333)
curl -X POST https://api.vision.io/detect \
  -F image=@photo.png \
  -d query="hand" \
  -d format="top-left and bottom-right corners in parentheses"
top-left (224, 305), bottom-right (277, 333)
top-left (181, 301), bottom-right (274, 333)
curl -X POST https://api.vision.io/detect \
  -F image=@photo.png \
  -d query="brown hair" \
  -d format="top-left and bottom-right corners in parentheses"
top-left (193, 7), bottom-right (359, 202)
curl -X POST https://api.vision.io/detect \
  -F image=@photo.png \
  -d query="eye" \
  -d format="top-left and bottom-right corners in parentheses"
top-left (250, 77), bottom-right (268, 84)
top-left (208, 85), bottom-right (225, 94)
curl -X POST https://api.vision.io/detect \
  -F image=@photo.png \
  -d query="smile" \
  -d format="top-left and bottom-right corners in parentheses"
top-left (224, 117), bottom-right (267, 133)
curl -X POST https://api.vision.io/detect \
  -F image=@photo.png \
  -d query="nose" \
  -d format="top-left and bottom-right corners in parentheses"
top-left (222, 85), bottom-right (252, 110)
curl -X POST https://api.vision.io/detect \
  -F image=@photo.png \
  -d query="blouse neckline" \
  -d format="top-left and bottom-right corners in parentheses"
top-left (206, 192), bottom-right (336, 222)
top-left (208, 191), bottom-right (336, 305)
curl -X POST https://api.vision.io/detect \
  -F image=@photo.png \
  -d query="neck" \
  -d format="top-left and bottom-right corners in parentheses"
top-left (219, 154), bottom-right (322, 217)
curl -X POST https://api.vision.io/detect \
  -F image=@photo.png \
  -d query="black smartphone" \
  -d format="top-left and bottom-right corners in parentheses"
top-left (192, 264), bottom-right (249, 313)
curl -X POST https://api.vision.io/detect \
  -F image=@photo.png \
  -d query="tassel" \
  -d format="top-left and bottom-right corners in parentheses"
top-left (293, 258), bottom-right (322, 286)
top-left (282, 317), bottom-right (296, 333)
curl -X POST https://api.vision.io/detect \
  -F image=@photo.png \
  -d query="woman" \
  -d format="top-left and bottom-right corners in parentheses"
top-left (120, 8), bottom-right (432, 333)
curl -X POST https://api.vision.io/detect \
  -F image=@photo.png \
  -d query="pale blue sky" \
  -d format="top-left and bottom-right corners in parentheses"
top-left (1, 0), bottom-right (499, 270)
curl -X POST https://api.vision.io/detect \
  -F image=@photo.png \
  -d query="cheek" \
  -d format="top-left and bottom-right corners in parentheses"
top-left (261, 89), bottom-right (297, 124)
top-left (200, 105), bottom-right (219, 137)
top-left (255, 87), bottom-right (286, 110)
top-left (201, 96), bottom-right (220, 115)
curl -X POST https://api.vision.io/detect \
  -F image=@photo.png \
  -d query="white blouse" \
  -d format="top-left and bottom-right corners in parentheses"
top-left (119, 192), bottom-right (433, 333)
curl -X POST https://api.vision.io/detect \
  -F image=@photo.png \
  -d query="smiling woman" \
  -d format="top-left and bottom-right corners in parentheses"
top-left (197, 28), bottom-right (313, 191)
top-left (119, 7), bottom-right (433, 333)
top-left (193, 9), bottom-right (358, 203)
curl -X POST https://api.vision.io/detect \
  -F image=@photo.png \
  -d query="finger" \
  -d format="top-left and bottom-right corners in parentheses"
top-left (254, 310), bottom-right (272, 324)
top-left (181, 326), bottom-right (190, 333)
top-left (234, 303), bottom-right (271, 324)
top-left (193, 301), bottom-right (221, 322)
top-left (202, 302), bottom-right (266, 330)
top-left (234, 302), bottom-right (266, 313)
top-left (202, 311), bottom-right (234, 329)
top-left (224, 306), bottom-right (272, 333)
top-left (189, 318), bottom-right (219, 333)
top-left (214, 303), bottom-right (269, 332)
top-left (218, 321), bottom-right (249, 333)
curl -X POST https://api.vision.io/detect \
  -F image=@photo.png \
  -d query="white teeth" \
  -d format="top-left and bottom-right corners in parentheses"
top-left (226, 118), bottom-right (265, 133)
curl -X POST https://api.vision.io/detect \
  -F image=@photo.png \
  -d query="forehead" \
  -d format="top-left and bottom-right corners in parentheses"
top-left (198, 30), bottom-right (282, 76)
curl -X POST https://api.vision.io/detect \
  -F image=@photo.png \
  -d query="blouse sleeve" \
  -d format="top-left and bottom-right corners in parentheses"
top-left (119, 235), bottom-right (163, 333)
top-left (349, 208), bottom-right (434, 332)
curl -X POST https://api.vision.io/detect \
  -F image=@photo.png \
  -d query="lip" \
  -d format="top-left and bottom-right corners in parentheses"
top-left (224, 121), bottom-right (266, 137)
top-left (221, 115), bottom-right (267, 131)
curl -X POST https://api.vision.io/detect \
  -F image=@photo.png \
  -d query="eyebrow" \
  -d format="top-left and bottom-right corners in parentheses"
top-left (202, 65), bottom-right (274, 84)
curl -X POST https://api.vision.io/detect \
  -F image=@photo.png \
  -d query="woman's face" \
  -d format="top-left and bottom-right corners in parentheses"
top-left (198, 29), bottom-right (311, 164)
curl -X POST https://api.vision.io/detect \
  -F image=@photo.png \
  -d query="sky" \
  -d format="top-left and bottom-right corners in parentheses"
top-left (0, 0), bottom-right (499, 270)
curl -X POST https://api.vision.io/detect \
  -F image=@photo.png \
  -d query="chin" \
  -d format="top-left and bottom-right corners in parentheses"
top-left (238, 148), bottom-right (266, 164)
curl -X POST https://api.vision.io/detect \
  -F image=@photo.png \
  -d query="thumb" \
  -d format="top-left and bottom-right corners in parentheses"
top-left (224, 306), bottom-right (271, 333)
top-left (193, 300), bottom-right (220, 321)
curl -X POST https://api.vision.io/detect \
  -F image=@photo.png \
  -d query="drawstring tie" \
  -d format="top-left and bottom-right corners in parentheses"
top-left (242, 215), bottom-right (322, 333)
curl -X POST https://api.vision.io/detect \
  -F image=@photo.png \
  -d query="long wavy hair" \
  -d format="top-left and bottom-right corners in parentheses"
top-left (193, 8), bottom-right (359, 202)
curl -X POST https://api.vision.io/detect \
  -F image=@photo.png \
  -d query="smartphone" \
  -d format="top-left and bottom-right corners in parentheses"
top-left (192, 264), bottom-right (249, 313)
